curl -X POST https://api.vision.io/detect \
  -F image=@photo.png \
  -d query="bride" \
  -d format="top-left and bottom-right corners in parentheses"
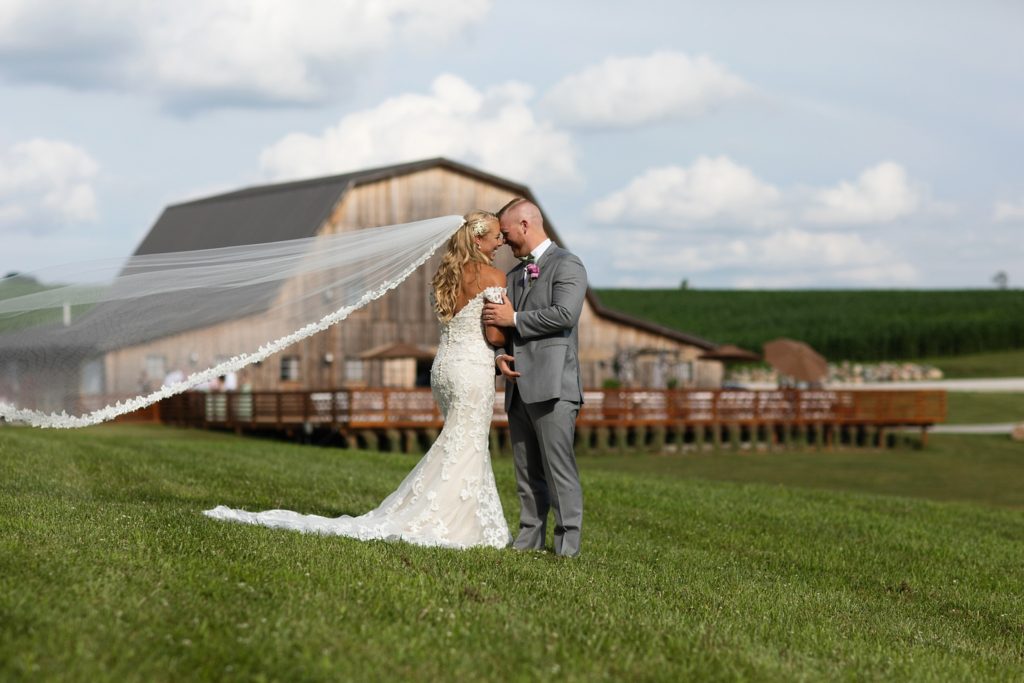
top-left (204, 211), bottom-right (513, 549)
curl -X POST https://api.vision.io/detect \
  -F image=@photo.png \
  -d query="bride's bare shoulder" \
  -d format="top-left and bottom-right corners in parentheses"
top-left (475, 263), bottom-right (506, 287)
top-left (461, 262), bottom-right (504, 288)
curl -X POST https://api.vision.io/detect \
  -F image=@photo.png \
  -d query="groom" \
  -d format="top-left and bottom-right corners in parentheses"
top-left (482, 198), bottom-right (588, 557)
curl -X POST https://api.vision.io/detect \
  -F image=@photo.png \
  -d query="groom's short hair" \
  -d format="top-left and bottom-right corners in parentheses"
top-left (497, 197), bottom-right (529, 218)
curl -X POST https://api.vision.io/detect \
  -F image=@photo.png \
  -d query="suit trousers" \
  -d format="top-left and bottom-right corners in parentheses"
top-left (508, 386), bottom-right (583, 556)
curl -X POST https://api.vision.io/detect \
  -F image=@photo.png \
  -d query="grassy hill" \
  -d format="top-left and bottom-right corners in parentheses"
top-left (0, 276), bottom-right (63, 332)
top-left (0, 274), bottom-right (49, 299)
top-left (2, 425), bottom-right (1022, 681)
top-left (595, 289), bottom-right (1024, 363)
top-left (920, 348), bottom-right (1024, 378)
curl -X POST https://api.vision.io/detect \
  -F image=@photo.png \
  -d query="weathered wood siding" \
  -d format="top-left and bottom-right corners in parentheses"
top-left (104, 166), bottom-right (716, 394)
top-left (579, 306), bottom-right (721, 388)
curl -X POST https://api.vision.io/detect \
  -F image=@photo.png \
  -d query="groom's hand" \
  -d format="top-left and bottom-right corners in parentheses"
top-left (483, 298), bottom-right (515, 328)
top-left (496, 354), bottom-right (520, 380)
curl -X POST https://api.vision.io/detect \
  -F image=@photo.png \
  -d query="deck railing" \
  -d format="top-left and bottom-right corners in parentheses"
top-left (157, 387), bottom-right (946, 431)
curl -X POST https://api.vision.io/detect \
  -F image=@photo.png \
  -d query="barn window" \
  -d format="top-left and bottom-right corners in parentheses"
top-left (675, 361), bottom-right (693, 384)
top-left (280, 356), bottom-right (301, 381)
top-left (145, 354), bottom-right (166, 382)
top-left (80, 359), bottom-right (104, 396)
top-left (382, 359), bottom-right (415, 387)
top-left (345, 359), bottom-right (364, 382)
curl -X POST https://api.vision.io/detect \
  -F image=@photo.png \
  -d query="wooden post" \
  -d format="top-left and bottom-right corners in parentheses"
top-left (695, 424), bottom-right (706, 452)
top-left (225, 392), bottom-right (234, 430)
top-left (360, 430), bottom-right (379, 452)
top-left (650, 424), bottom-right (666, 452)
top-left (404, 429), bottom-right (420, 454)
top-left (673, 423), bottom-right (687, 452)
top-left (576, 425), bottom-right (593, 455)
top-left (380, 388), bottom-right (390, 426)
top-left (795, 423), bottom-right (807, 451)
top-left (614, 425), bottom-right (630, 452)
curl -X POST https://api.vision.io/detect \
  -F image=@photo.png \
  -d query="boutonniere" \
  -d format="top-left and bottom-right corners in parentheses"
top-left (525, 263), bottom-right (540, 285)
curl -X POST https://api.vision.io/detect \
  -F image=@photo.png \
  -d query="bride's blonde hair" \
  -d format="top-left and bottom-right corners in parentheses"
top-left (431, 210), bottom-right (497, 322)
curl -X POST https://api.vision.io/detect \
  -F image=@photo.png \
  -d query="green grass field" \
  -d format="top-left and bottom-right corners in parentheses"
top-left (3, 425), bottom-right (1023, 681)
top-left (945, 393), bottom-right (1024, 425)
top-left (0, 277), bottom-right (99, 332)
top-left (594, 288), bottom-right (1024, 363)
top-left (0, 276), bottom-right (49, 299)
top-left (924, 349), bottom-right (1024, 379)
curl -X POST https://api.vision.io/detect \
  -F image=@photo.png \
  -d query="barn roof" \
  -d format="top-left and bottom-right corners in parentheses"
top-left (122, 157), bottom-right (715, 351)
top-left (591, 306), bottom-right (715, 350)
top-left (132, 158), bottom-right (528, 254)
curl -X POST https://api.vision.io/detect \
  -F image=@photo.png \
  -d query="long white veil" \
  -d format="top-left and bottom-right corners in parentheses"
top-left (0, 215), bottom-right (464, 428)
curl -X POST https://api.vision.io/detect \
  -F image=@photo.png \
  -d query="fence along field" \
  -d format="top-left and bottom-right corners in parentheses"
top-left (595, 289), bottom-right (1024, 362)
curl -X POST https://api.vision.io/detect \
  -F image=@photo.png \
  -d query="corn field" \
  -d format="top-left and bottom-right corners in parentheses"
top-left (595, 289), bottom-right (1024, 361)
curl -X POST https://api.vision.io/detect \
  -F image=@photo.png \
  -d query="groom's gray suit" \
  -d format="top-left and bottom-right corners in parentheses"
top-left (501, 244), bottom-right (587, 556)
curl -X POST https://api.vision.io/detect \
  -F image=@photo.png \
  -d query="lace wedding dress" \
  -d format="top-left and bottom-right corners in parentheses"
top-left (204, 286), bottom-right (512, 550)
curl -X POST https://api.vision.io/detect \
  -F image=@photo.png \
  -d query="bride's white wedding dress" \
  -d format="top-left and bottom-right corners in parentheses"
top-left (204, 286), bottom-right (512, 550)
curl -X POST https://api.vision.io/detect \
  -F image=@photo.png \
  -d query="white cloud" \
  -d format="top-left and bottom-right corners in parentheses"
top-left (606, 227), bottom-right (917, 288)
top-left (0, 0), bottom-right (491, 111)
top-left (0, 138), bottom-right (99, 234)
top-left (731, 264), bottom-right (919, 289)
top-left (589, 156), bottom-right (781, 229)
top-left (259, 74), bottom-right (580, 187)
top-left (993, 199), bottom-right (1024, 223)
top-left (589, 158), bottom-right (932, 286)
top-left (593, 158), bottom-right (934, 237)
top-left (803, 161), bottom-right (921, 225)
top-left (542, 51), bottom-right (752, 128)
top-left (613, 228), bottom-right (893, 272)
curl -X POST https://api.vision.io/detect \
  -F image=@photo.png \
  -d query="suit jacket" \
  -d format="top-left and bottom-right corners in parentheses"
top-left (501, 245), bottom-right (587, 412)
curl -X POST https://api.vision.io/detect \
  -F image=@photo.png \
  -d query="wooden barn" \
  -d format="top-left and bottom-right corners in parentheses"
top-left (101, 158), bottom-right (721, 398)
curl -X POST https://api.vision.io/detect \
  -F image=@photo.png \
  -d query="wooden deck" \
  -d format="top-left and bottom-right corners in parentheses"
top-left (156, 387), bottom-right (946, 450)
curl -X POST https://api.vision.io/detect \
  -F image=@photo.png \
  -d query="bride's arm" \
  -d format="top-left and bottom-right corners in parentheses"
top-left (477, 266), bottom-right (509, 348)
top-left (485, 318), bottom-right (507, 347)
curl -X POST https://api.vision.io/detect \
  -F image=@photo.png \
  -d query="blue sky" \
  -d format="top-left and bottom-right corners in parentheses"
top-left (1, 0), bottom-right (1022, 288)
